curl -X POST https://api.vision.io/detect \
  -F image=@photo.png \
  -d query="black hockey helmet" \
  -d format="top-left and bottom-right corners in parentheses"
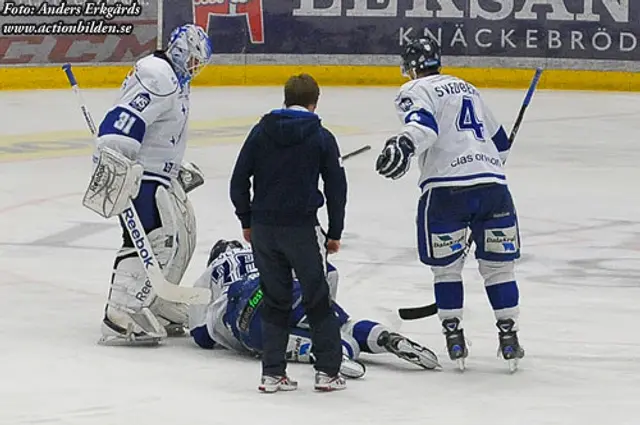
top-left (207, 239), bottom-right (244, 266)
top-left (401, 36), bottom-right (442, 78)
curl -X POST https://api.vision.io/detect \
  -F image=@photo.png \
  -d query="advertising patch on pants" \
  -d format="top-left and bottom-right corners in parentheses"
top-left (431, 229), bottom-right (466, 259)
top-left (484, 226), bottom-right (519, 253)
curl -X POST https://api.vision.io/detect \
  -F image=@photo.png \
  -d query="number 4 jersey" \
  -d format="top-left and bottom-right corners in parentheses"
top-left (394, 74), bottom-right (510, 193)
top-left (94, 52), bottom-right (190, 186)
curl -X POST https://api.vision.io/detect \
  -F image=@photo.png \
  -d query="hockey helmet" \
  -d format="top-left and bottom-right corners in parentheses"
top-left (166, 24), bottom-right (213, 86)
top-left (208, 239), bottom-right (244, 266)
top-left (401, 36), bottom-right (442, 79)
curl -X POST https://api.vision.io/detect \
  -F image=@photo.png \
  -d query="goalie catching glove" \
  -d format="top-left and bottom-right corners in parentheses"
top-left (83, 147), bottom-right (143, 218)
top-left (375, 135), bottom-right (416, 180)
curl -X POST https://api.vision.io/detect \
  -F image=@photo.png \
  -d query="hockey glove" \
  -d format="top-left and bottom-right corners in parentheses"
top-left (375, 135), bottom-right (416, 180)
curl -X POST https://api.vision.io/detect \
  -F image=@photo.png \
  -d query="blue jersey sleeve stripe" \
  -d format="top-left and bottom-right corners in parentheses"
top-left (405, 109), bottom-right (439, 135)
top-left (98, 106), bottom-right (146, 144)
top-left (492, 126), bottom-right (510, 152)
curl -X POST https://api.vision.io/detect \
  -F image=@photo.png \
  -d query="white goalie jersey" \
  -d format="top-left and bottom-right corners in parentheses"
top-left (395, 74), bottom-right (511, 192)
top-left (94, 53), bottom-right (190, 186)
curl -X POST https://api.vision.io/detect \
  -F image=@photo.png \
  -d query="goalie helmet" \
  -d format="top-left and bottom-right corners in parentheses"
top-left (208, 239), bottom-right (244, 267)
top-left (401, 36), bottom-right (441, 79)
top-left (166, 24), bottom-right (213, 86)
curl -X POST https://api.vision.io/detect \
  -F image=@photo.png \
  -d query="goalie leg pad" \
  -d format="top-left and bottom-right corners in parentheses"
top-left (101, 249), bottom-right (167, 345)
top-left (110, 180), bottom-right (195, 332)
top-left (152, 181), bottom-right (197, 285)
top-left (145, 182), bottom-right (196, 329)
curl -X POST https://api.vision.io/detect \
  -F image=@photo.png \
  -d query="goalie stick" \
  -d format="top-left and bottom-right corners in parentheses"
top-left (398, 67), bottom-right (544, 321)
top-left (61, 63), bottom-right (212, 305)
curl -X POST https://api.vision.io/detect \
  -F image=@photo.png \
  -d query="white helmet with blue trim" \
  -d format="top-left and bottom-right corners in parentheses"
top-left (166, 24), bottom-right (213, 85)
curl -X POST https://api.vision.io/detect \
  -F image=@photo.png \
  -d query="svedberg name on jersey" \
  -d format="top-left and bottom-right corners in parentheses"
top-left (395, 74), bottom-right (511, 192)
top-left (94, 53), bottom-right (190, 187)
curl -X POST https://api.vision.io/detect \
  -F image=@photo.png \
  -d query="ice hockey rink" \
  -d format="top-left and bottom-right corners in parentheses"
top-left (1, 86), bottom-right (639, 425)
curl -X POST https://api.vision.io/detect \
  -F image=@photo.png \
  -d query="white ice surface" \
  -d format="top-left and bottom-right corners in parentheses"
top-left (0, 87), bottom-right (639, 424)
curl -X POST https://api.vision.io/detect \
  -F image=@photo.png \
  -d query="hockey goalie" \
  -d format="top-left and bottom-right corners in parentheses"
top-left (81, 24), bottom-right (213, 346)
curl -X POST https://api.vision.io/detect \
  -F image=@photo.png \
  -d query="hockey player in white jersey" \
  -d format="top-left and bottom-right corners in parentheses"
top-left (375, 36), bottom-right (524, 371)
top-left (188, 240), bottom-right (441, 392)
top-left (85, 24), bottom-right (213, 345)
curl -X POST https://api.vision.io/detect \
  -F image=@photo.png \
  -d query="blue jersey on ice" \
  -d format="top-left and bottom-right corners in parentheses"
top-left (189, 246), bottom-right (348, 354)
top-left (223, 265), bottom-right (349, 355)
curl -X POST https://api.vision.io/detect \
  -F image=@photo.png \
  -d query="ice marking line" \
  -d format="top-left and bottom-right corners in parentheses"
top-left (0, 243), bottom-right (114, 252)
top-left (0, 121), bottom-right (365, 163)
top-left (0, 192), bottom-right (82, 215)
top-left (31, 222), bottom-right (113, 247)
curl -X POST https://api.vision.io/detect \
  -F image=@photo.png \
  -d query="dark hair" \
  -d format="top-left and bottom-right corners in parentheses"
top-left (284, 74), bottom-right (320, 108)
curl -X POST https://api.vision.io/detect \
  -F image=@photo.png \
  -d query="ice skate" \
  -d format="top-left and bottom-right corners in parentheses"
top-left (496, 319), bottom-right (524, 372)
top-left (314, 372), bottom-right (346, 392)
top-left (442, 318), bottom-right (468, 371)
top-left (377, 331), bottom-right (441, 370)
top-left (258, 375), bottom-right (298, 393)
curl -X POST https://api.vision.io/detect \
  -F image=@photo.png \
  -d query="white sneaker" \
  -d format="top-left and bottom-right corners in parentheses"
top-left (258, 375), bottom-right (298, 393)
top-left (314, 372), bottom-right (346, 392)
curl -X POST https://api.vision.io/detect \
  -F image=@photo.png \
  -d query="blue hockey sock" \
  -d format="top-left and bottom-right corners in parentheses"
top-left (485, 280), bottom-right (519, 320)
top-left (351, 320), bottom-right (388, 354)
top-left (434, 281), bottom-right (463, 318)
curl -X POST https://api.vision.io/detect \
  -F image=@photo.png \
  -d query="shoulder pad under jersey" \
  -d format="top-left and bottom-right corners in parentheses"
top-left (133, 55), bottom-right (179, 97)
top-left (395, 80), bottom-right (421, 111)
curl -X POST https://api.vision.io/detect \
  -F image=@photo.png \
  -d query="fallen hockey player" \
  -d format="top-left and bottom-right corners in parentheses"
top-left (188, 240), bottom-right (441, 389)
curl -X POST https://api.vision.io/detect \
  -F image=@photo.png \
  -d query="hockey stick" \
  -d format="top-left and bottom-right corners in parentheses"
top-left (398, 67), bottom-right (544, 321)
top-left (61, 64), bottom-right (212, 305)
top-left (342, 145), bottom-right (372, 161)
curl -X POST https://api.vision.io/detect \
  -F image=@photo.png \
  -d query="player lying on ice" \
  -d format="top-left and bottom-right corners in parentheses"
top-left (188, 239), bottom-right (441, 381)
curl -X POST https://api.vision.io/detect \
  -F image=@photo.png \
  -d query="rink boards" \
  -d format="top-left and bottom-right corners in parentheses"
top-left (3, 64), bottom-right (640, 92)
top-left (2, 0), bottom-right (640, 91)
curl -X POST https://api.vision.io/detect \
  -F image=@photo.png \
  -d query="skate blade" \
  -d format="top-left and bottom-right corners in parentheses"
top-left (410, 353), bottom-right (442, 370)
top-left (98, 334), bottom-right (162, 347)
top-left (396, 341), bottom-right (441, 370)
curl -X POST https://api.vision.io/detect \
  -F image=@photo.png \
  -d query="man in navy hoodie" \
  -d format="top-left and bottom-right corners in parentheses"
top-left (229, 74), bottom-right (348, 393)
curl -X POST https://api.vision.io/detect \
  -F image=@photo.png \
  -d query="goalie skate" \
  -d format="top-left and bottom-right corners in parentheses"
top-left (377, 331), bottom-right (441, 370)
top-left (98, 306), bottom-right (167, 346)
